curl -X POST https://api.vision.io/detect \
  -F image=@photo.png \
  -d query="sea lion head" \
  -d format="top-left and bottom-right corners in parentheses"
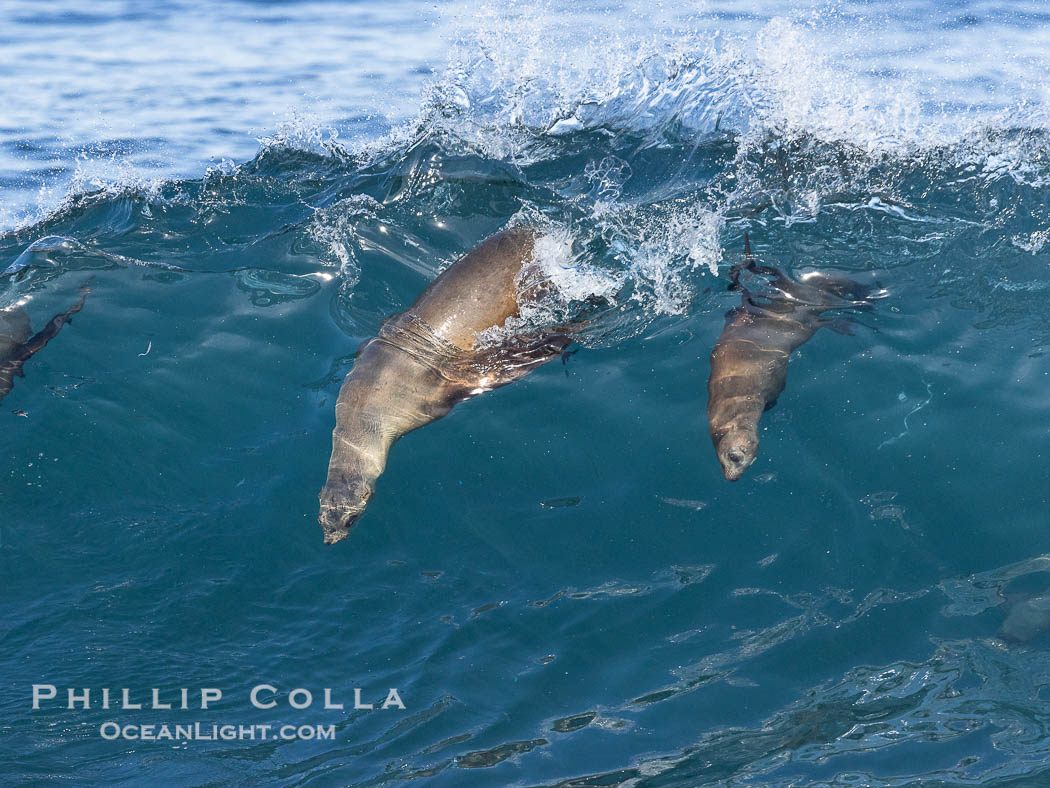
top-left (716, 430), bottom-right (758, 481)
top-left (317, 476), bottom-right (375, 545)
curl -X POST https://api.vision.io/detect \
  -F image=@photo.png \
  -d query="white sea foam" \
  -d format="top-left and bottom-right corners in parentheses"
top-left (10, 0), bottom-right (1050, 345)
top-left (417, 2), bottom-right (1050, 158)
top-left (307, 194), bottom-right (382, 284)
top-left (256, 115), bottom-right (347, 160)
top-left (475, 223), bottom-right (623, 346)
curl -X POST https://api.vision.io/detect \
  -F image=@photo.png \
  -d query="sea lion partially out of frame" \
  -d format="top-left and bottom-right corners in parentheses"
top-left (707, 236), bottom-right (875, 481)
top-left (319, 228), bottom-right (576, 544)
top-left (998, 591), bottom-right (1050, 644)
top-left (0, 283), bottom-right (90, 403)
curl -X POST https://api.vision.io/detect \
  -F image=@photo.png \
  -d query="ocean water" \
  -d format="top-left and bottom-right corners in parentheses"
top-left (4, 1), bottom-right (1050, 785)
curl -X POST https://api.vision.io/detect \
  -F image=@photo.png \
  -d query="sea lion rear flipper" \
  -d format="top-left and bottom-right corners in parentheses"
top-left (728, 234), bottom-right (755, 291)
top-left (469, 328), bottom-right (576, 387)
top-left (730, 234), bottom-right (786, 292)
top-left (821, 315), bottom-right (880, 335)
top-left (800, 271), bottom-right (877, 306)
top-left (821, 318), bottom-right (857, 336)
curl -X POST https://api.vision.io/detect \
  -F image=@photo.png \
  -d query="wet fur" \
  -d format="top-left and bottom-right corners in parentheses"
top-left (707, 236), bottom-right (871, 480)
top-left (318, 228), bottom-right (573, 544)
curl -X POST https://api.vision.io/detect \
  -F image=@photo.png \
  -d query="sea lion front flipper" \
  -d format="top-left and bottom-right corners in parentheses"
top-left (0, 281), bottom-right (90, 402)
top-left (14, 285), bottom-right (90, 363)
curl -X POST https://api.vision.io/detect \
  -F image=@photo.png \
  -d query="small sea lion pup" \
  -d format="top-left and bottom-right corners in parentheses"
top-left (319, 228), bottom-right (576, 544)
top-left (707, 236), bottom-right (876, 481)
top-left (0, 281), bottom-right (90, 402)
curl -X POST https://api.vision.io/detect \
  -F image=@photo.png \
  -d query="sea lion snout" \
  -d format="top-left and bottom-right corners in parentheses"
top-left (716, 431), bottom-right (758, 481)
top-left (317, 480), bottom-right (374, 544)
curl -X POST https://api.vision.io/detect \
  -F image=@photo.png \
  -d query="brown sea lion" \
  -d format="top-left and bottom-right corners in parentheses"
top-left (707, 236), bottom-right (874, 480)
top-left (318, 228), bottom-right (576, 544)
top-left (0, 282), bottom-right (90, 403)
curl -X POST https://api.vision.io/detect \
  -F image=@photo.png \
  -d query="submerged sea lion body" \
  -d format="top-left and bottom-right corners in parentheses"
top-left (0, 285), bottom-right (89, 402)
top-left (319, 228), bottom-right (573, 544)
top-left (998, 592), bottom-right (1050, 644)
top-left (707, 237), bottom-right (872, 480)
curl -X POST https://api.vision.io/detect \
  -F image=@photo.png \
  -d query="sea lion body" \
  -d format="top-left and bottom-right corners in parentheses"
top-left (707, 238), bottom-right (871, 480)
top-left (998, 592), bottom-right (1050, 644)
top-left (318, 228), bottom-right (572, 543)
top-left (0, 285), bottom-right (89, 402)
top-left (0, 308), bottom-right (32, 353)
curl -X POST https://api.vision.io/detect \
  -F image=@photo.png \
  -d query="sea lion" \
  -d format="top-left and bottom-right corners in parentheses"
top-left (0, 283), bottom-right (90, 403)
top-left (998, 591), bottom-right (1050, 644)
top-left (318, 228), bottom-right (575, 544)
top-left (707, 236), bottom-right (874, 480)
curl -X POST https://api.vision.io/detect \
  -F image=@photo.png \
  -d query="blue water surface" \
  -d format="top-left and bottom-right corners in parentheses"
top-left (3, 1), bottom-right (1050, 785)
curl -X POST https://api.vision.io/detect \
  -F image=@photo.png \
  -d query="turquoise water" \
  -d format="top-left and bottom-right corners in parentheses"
top-left (5, 2), bottom-right (1050, 785)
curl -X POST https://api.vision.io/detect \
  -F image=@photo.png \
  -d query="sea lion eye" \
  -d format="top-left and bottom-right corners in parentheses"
top-left (727, 449), bottom-right (744, 464)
